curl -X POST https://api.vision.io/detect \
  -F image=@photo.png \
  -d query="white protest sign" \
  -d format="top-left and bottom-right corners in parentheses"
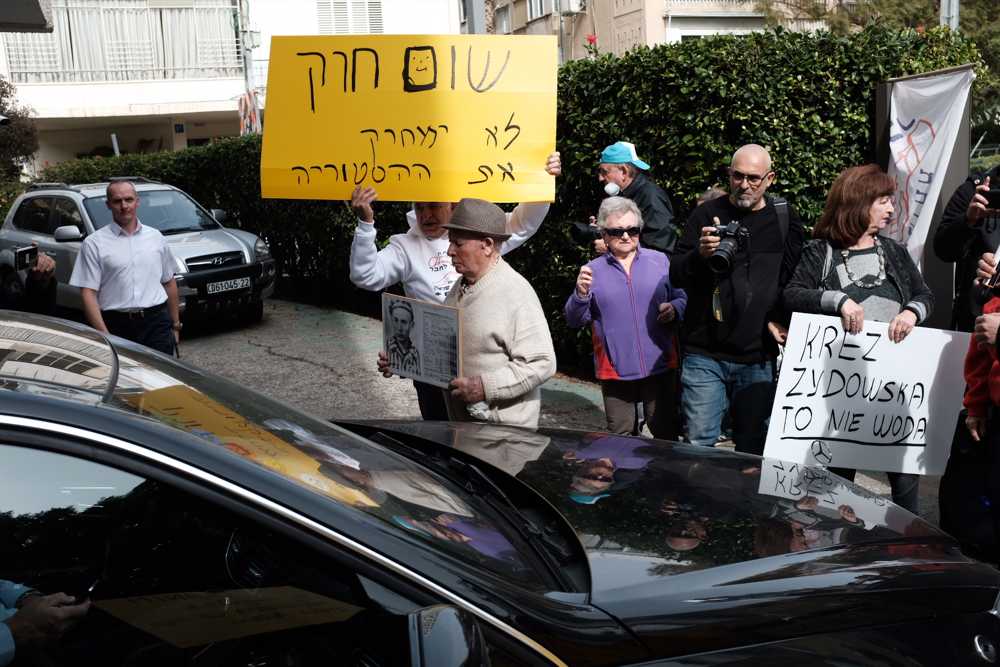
top-left (757, 458), bottom-right (904, 530)
top-left (763, 313), bottom-right (969, 475)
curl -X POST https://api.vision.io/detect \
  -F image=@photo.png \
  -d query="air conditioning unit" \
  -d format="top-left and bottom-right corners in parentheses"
top-left (561, 0), bottom-right (586, 15)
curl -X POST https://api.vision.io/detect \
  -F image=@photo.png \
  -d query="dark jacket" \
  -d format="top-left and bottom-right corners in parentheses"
top-left (621, 173), bottom-right (678, 255)
top-left (784, 237), bottom-right (934, 323)
top-left (933, 164), bottom-right (1000, 332)
top-left (669, 194), bottom-right (804, 363)
top-left (0, 273), bottom-right (56, 315)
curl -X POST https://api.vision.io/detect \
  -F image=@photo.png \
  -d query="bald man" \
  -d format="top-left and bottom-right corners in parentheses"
top-left (669, 144), bottom-right (804, 455)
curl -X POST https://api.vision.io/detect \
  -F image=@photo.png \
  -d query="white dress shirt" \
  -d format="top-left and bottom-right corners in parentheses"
top-left (70, 221), bottom-right (177, 311)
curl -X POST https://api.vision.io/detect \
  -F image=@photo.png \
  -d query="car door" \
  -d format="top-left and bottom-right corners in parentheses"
top-left (44, 197), bottom-right (87, 310)
top-left (0, 439), bottom-right (425, 666)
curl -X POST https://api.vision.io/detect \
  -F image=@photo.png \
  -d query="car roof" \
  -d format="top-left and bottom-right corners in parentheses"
top-left (23, 178), bottom-right (177, 198)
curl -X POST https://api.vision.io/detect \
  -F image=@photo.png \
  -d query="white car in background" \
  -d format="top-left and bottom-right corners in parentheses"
top-left (0, 177), bottom-right (276, 323)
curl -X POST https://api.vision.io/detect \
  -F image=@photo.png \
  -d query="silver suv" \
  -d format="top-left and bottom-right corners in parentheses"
top-left (0, 178), bottom-right (276, 322)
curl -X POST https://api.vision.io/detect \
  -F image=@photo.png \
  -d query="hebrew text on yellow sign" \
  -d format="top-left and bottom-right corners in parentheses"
top-left (260, 35), bottom-right (557, 203)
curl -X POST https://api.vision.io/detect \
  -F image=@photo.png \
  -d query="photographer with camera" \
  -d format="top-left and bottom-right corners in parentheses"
top-left (934, 166), bottom-right (1000, 332)
top-left (669, 144), bottom-right (804, 455)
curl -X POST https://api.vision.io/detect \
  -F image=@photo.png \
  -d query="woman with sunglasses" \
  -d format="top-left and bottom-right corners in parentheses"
top-left (565, 196), bottom-right (687, 438)
top-left (784, 164), bottom-right (933, 514)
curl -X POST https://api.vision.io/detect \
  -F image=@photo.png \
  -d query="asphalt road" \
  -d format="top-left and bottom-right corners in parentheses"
top-left (180, 299), bottom-right (941, 525)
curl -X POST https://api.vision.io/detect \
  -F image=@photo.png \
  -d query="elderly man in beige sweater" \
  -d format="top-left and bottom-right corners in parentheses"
top-left (377, 197), bottom-right (557, 429)
top-left (439, 198), bottom-right (556, 429)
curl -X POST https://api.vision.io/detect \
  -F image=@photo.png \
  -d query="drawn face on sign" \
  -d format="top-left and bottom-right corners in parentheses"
top-left (403, 46), bottom-right (437, 92)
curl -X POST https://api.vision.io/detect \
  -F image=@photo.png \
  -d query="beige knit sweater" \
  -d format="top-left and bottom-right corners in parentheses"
top-left (443, 257), bottom-right (556, 429)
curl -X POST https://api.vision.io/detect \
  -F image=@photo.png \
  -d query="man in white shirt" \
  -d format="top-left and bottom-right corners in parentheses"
top-left (70, 180), bottom-right (181, 355)
top-left (350, 152), bottom-right (560, 419)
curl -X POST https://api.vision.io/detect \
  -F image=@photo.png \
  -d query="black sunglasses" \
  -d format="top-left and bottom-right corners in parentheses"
top-left (602, 226), bottom-right (641, 238)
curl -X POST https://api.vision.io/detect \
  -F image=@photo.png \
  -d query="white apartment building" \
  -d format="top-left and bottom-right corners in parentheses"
top-left (0, 0), bottom-right (460, 173)
top-left (487, 0), bottom-right (825, 60)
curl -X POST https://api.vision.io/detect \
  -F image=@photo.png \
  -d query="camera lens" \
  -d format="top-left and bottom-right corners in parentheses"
top-left (707, 238), bottom-right (738, 274)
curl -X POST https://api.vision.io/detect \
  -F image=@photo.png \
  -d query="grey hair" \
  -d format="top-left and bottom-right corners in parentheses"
top-left (596, 196), bottom-right (644, 230)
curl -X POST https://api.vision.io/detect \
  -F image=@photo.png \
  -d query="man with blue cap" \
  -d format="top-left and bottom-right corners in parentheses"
top-left (597, 141), bottom-right (678, 254)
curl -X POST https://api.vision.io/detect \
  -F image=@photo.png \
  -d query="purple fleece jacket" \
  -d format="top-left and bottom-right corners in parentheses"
top-left (564, 248), bottom-right (686, 381)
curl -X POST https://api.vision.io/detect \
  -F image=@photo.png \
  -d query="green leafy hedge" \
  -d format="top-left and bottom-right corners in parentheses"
top-left (34, 25), bottom-right (985, 374)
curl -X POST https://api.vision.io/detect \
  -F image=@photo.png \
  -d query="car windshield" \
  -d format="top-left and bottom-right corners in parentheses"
top-left (0, 313), bottom-right (550, 592)
top-left (84, 189), bottom-right (220, 234)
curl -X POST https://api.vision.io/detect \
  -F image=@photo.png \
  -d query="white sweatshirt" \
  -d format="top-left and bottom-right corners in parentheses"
top-left (349, 202), bottom-right (550, 302)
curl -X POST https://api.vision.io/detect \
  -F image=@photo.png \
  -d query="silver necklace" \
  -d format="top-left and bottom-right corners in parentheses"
top-left (840, 236), bottom-right (885, 288)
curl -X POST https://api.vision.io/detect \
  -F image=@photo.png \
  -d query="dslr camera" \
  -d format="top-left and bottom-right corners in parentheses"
top-left (569, 221), bottom-right (601, 246)
top-left (706, 221), bottom-right (749, 274)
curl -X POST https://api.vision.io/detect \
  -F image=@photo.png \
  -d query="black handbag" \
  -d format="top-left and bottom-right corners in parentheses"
top-left (939, 409), bottom-right (1000, 564)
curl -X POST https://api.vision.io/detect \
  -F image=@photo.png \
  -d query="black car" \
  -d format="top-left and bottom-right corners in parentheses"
top-left (1, 312), bottom-right (999, 666)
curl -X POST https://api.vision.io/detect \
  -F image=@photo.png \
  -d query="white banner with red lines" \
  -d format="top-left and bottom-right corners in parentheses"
top-left (883, 67), bottom-right (974, 269)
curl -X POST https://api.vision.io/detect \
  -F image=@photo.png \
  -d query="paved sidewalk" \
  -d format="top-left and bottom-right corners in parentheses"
top-left (180, 299), bottom-right (939, 525)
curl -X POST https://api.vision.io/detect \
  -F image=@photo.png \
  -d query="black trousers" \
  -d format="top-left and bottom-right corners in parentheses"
top-left (413, 380), bottom-right (449, 420)
top-left (102, 304), bottom-right (175, 356)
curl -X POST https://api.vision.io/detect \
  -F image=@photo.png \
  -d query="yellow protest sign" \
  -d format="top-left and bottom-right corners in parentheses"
top-left (260, 35), bottom-right (557, 203)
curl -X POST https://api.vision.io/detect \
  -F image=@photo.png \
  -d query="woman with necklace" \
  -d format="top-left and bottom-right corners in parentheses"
top-left (784, 164), bottom-right (933, 514)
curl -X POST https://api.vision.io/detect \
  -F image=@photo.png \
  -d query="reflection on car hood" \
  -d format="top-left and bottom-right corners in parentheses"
top-left (345, 421), bottom-right (953, 581)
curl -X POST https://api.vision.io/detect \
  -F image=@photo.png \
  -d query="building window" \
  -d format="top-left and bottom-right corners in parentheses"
top-left (1, 0), bottom-right (242, 84)
top-left (316, 0), bottom-right (384, 35)
top-left (495, 5), bottom-right (511, 33)
top-left (528, 0), bottom-right (547, 21)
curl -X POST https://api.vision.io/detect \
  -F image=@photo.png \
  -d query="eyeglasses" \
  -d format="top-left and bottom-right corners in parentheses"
top-left (729, 169), bottom-right (769, 187)
top-left (602, 226), bottom-right (641, 238)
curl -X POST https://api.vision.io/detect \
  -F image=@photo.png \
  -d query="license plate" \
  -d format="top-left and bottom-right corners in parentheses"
top-left (206, 277), bottom-right (251, 294)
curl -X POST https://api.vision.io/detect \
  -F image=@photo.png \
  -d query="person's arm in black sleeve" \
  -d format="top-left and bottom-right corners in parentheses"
top-left (934, 176), bottom-right (980, 262)
top-left (638, 188), bottom-right (677, 254)
top-left (21, 273), bottom-right (56, 315)
top-left (783, 240), bottom-right (832, 316)
top-left (669, 205), bottom-right (710, 288)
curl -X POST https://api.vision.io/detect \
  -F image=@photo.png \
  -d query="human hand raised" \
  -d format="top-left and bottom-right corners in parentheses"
top-left (350, 185), bottom-right (377, 223)
top-left (697, 218), bottom-right (721, 259)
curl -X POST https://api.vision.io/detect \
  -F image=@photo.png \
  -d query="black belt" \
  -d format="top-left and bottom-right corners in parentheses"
top-left (102, 302), bottom-right (166, 319)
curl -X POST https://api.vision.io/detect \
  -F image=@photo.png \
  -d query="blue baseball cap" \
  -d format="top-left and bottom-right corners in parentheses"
top-left (569, 492), bottom-right (611, 505)
top-left (599, 141), bottom-right (650, 170)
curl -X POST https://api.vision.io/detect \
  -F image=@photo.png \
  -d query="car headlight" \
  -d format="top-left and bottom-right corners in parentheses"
top-left (254, 238), bottom-right (271, 260)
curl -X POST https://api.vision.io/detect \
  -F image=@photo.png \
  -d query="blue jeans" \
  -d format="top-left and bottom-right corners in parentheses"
top-left (682, 353), bottom-right (776, 456)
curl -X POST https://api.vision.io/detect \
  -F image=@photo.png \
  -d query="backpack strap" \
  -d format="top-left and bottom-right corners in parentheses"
top-left (772, 196), bottom-right (789, 244)
top-left (821, 241), bottom-right (833, 288)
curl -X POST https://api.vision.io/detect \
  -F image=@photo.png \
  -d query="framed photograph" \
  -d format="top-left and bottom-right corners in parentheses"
top-left (382, 294), bottom-right (461, 389)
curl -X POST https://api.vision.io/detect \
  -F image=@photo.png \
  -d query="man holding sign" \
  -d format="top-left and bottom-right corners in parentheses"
top-left (352, 153), bottom-right (560, 419)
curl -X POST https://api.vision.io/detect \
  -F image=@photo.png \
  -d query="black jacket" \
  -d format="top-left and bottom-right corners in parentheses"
top-left (0, 272), bottom-right (56, 315)
top-left (621, 173), bottom-right (678, 254)
top-left (670, 195), bottom-right (804, 363)
top-left (933, 164), bottom-right (1000, 332)
top-left (784, 237), bottom-right (934, 322)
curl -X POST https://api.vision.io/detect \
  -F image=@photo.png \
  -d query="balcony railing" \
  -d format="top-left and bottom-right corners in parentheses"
top-left (2, 0), bottom-right (242, 84)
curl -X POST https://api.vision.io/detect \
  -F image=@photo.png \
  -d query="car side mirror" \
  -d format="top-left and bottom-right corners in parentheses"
top-left (211, 208), bottom-right (228, 224)
top-left (408, 605), bottom-right (489, 666)
top-left (54, 225), bottom-right (84, 242)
